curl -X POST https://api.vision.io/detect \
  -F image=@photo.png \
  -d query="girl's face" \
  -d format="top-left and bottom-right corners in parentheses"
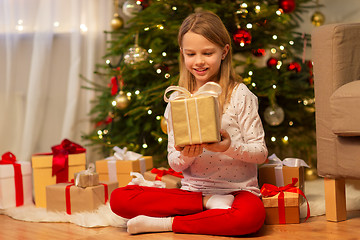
top-left (181, 31), bottom-right (229, 90)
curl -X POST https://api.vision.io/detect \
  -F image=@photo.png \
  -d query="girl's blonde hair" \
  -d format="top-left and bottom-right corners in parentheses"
top-left (178, 11), bottom-right (242, 111)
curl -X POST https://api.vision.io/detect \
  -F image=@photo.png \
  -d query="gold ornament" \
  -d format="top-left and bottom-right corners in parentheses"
top-left (311, 11), bottom-right (325, 27)
top-left (111, 13), bottom-right (124, 30)
top-left (160, 116), bottom-right (168, 134)
top-left (115, 91), bottom-right (130, 109)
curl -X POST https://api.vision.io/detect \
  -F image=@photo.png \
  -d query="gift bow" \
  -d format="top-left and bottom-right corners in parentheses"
top-left (51, 139), bottom-right (86, 183)
top-left (267, 153), bottom-right (310, 168)
top-left (151, 168), bottom-right (184, 181)
top-left (261, 178), bottom-right (310, 224)
top-left (106, 146), bottom-right (142, 161)
top-left (0, 152), bottom-right (24, 207)
top-left (163, 81), bottom-right (222, 103)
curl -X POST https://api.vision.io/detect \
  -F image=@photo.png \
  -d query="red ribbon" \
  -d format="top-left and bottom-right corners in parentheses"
top-left (65, 182), bottom-right (109, 215)
top-left (35, 139), bottom-right (86, 183)
top-left (0, 152), bottom-right (24, 207)
top-left (110, 76), bottom-right (119, 96)
top-left (150, 168), bottom-right (184, 181)
top-left (261, 178), bottom-right (310, 224)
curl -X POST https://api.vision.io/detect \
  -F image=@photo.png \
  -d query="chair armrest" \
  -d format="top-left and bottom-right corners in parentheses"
top-left (330, 80), bottom-right (360, 136)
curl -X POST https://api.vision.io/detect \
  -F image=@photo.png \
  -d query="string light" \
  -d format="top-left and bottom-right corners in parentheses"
top-left (248, 71), bottom-right (253, 76)
top-left (80, 24), bottom-right (88, 32)
top-left (251, 82), bottom-right (256, 87)
top-left (127, 92), bottom-right (132, 97)
top-left (158, 138), bottom-right (163, 143)
top-left (246, 23), bottom-right (252, 29)
top-left (156, 116), bottom-right (161, 120)
top-left (165, 73), bottom-right (171, 79)
top-left (144, 27), bottom-right (150, 31)
top-left (272, 35), bottom-right (278, 40)
top-left (148, 49), bottom-right (153, 53)
top-left (289, 121), bottom-right (294, 126)
top-left (172, 6), bottom-right (177, 11)
top-left (289, 40), bottom-right (294, 45)
top-left (142, 143), bottom-right (148, 148)
top-left (147, 109), bottom-right (152, 115)
top-left (271, 136), bottom-right (276, 142)
top-left (162, 52), bottom-right (167, 57)
top-left (255, 5), bottom-right (261, 13)
top-left (279, 45), bottom-right (285, 50)
top-left (276, 9), bottom-right (283, 16)
top-left (272, 84), bottom-right (277, 89)
top-left (135, 90), bottom-right (140, 95)
top-left (156, 68), bottom-right (162, 74)
top-left (271, 48), bottom-right (277, 54)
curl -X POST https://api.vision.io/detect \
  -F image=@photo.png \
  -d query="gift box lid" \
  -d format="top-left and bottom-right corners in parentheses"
top-left (0, 161), bottom-right (32, 179)
top-left (262, 192), bottom-right (299, 208)
top-left (32, 152), bottom-right (86, 169)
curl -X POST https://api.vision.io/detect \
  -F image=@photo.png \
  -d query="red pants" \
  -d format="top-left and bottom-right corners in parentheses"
top-left (110, 185), bottom-right (265, 236)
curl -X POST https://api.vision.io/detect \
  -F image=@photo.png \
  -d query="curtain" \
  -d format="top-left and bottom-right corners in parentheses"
top-left (0, 0), bottom-right (112, 162)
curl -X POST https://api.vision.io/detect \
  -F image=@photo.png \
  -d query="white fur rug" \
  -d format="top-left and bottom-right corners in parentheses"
top-left (1, 178), bottom-right (360, 227)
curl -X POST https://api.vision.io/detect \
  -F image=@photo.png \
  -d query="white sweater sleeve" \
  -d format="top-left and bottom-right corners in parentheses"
top-left (164, 97), bottom-right (196, 172)
top-left (222, 84), bottom-right (268, 164)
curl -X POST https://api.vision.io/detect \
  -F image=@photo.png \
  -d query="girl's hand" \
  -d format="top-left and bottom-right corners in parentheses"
top-left (203, 129), bottom-right (231, 152)
top-left (175, 144), bottom-right (203, 157)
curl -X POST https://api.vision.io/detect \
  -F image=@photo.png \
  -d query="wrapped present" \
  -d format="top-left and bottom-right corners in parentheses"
top-left (95, 147), bottom-right (153, 187)
top-left (74, 163), bottom-right (99, 188)
top-left (164, 82), bottom-right (222, 147)
top-left (261, 178), bottom-right (310, 225)
top-left (0, 152), bottom-right (32, 209)
top-left (144, 167), bottom-right (183, 188)
top-left (46, 181), bottom-right (118, 214)
top-left (31, 139), bottom-right (86, 208)
top-left (258, 153), bottom-right (309, 195)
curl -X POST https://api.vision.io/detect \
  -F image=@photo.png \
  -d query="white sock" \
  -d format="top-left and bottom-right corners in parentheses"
top-left (127, 215), bottom-right (172, 234)
top-left (205, 194), bottom-right (235, 210)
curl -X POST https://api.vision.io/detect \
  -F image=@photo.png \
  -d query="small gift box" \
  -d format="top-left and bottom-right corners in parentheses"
top-left (31, 139), bottom-right (86, 208)
top-left (261, 178), bottom-right (310, 225)
top-left (46, 181), bottom-right (118, 214)
top-left (164, 82), bottom-right (222, 147)
top-left (0, 152), bottom-right (33, 209)
top-left (144, 167), bottom-right (183, 188)
top-left (74, 163), bottom-right (99, 188)
top-left (95, 147), bottom-right (153, 187)
top-left (258, 153), bottom-right (309, 195)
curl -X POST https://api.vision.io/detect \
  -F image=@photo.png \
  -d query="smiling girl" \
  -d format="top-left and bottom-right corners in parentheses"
top-left (110, 11), bottom-right (268, 236)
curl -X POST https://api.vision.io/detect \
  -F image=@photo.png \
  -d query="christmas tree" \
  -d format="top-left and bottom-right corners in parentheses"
top-left (83, 0), bottom-right (318, 167)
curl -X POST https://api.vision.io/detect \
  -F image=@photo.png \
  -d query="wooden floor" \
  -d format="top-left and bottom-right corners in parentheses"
top-left (1, 211), bottom-right (360, 240)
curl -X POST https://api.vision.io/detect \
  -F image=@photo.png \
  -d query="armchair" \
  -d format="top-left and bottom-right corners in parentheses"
top-left (312, 23), bottom-right (360, 222)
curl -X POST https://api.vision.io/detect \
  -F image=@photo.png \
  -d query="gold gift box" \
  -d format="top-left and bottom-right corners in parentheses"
top-left (32, 153), bottom-right (86, 208)
top-left (170, 95), bottom-right (221, 147)
top-left (262, 192), bottom-right (300, 225)
top-left (143, 167), bottom-right (182, 189)
top-left (95, 156), bottom-right (153, 187)
top-left (46, 181), bottom-right (118, 214)
top-left (74, 171), bottom-right (99, 188)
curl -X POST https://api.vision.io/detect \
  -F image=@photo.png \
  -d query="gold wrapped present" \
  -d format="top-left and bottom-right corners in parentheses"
top-left (32, 139), bottom-right (86, 208)
top-left (144, 167), bottom-right (183, 188)
top-left (46, 181), bottom-right (118, 214)
top-left (74, 163), bottom-right (99, 188)
top-left (95, 147), bottom-right (153, 187)
top-left (164, 82), bottom-right (222, 147)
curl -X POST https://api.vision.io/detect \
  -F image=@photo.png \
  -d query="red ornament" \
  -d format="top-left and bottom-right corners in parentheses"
top-left (279, 0), bottom-right (296, 13)
top-left (233, 28), bottom-right (252, 46)
top-left (252, 48), bottom-right (266, 57)
top-left (288, 62), bottom-right (301, 72)
top-left (267, 57), bottom-right (278, 68)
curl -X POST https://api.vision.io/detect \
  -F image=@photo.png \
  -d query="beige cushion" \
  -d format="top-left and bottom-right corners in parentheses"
top-left (330, 80), bottom-right (360, 136)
